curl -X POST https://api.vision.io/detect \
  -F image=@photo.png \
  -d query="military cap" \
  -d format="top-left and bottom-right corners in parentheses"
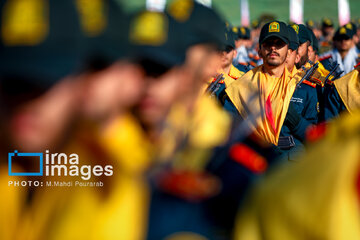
top-left (231, 26), bottom-right (240, 40)
top-left (167, 0), bottom-right (226, 50)
top-left (306, 20), bottom-right (316, 29)
top-left (259, 21), bottom-right (290, 46)
top-left (127, 10), bottom-right (187, 68)
top-left (251, 19), bottom-right (260, 29)
top-left (307, 27), bottom-right (319, 54)
top-left (333, 26), bottom-right (354, 40)
top-left (0, 0), bottom-right (127, 85)
top-left (322, 18), bottom-right (334, 28)
top-left (344, 22), bottom-right (357, 36)
top-left (308, 28), bottom-right (319, 54)
top-left (291, 24), bottom-right (312, 45)
top-left (81, 0), bottom-right (128, 70)
top-left (287, 25), bottom-right (299, 51)
top-left (0, 0), bottom-right (83, 86)
top-left (238, 26), bottom-right (251, 40)
top-left (223, 26), bottom-right (236, 51)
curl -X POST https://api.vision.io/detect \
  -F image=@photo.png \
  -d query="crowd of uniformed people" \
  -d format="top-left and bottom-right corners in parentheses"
top-left (1, 0), bottom-right (360, 239)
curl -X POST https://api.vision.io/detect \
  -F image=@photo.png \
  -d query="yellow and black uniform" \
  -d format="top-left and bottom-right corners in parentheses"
top-left (225, 66), bottom-right (302, 145)
top-left (234, 111), bottom-right (360, 240)
top-left (324, 65), bottom-right (360, 120)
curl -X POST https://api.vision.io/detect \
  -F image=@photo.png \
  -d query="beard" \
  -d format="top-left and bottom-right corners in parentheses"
top-left (267, 59), bottom-right (281, 66)
top-left (296, 53), bottom-right (308, 69)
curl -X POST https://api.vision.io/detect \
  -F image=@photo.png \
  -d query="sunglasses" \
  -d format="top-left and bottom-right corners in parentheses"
top-left (262, 38), bottom-right (287, 49)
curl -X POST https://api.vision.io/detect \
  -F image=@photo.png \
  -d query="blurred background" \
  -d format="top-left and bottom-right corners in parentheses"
top-left (118, 0), bottom-right (360, 26)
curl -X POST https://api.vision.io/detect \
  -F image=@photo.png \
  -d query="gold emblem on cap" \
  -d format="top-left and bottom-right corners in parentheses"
top-left (129, 11), bottom-right (168, 46)
top-left (76, 0), bottom-right (107, 37)
top-left (232, 27), bottom-right (238, 33)
top-left (340, 27), bottom-right (346, 34)
top-left (2, 0), bottom-right (49, 46)
top-left (324, 18), bottom-right (332, 25)
top-left (240, 27), bottom-right (246, 35)
top-left (168, 0), bottom-right (193, 22)
top-left (291, 24), bottom-right (299, 34)
top-left (269, 22), bottom-right (280, 33)
top-left (346, 23), bottom-right (352, 30)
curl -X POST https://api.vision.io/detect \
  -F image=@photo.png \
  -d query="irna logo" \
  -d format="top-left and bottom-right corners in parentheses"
top-left (8, 150), bottom-right (113, 180)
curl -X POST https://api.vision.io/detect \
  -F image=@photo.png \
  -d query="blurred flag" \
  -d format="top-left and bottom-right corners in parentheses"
top-left (196, 0), bottom-right (212, 7)
top-left (289, 0), bottom-right (303, 24)
top-left (338, 0), bottom-right (350, 26)
top-left (241, 0), bottom-right (250, 27)
top-left (146, 0), bottom-right (166, 11)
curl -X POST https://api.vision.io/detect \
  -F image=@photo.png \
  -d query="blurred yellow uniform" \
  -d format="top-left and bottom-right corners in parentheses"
top-left (0, 114), bottom-right (153, 240)
top-left (234, 111), bottom-right (360, 240)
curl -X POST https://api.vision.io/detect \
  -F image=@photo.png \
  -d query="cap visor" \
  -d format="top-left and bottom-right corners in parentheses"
top-left (261, 34), bottom-right (289, 45)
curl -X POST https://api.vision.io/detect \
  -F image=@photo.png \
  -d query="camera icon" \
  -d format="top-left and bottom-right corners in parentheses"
top-left (8, 150), bottom-right (43, 176)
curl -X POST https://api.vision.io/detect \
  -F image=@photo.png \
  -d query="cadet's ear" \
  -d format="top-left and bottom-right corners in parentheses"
top-left (258, 48), bottom-right (262, 58)
top-left (232, 49), bottom-right (237, 57)
top-left (295, 50), bottom-right (301, 63)
top-left (287, 48), bottom-right (291, 58)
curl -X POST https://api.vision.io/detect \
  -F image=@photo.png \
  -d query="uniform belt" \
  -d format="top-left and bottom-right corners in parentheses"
top-left (278, 135), bottom-right (296, 150)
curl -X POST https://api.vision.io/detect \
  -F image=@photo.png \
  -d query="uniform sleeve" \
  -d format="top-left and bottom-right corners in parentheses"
top-left (324, 86), bottom-right (347, 120)
top-left (222, 95), bottom-right (242, 118)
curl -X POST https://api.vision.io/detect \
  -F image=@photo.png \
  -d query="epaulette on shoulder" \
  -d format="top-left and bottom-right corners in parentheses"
top-left (248, 53), bottom-right (260, 61)
top-left (211, 78), bottom-right (225, 84)
top-left (302, 80), bottom-right (317, 88)
top-left (319, 55), bottom-right (332, 62)
top-left (325, 79), bottom-right (334, 85)
top-left (249, 61), bottom-right (257, 67)
top-left (229, 73), bottom-right (238, 80)
top-left (309, 76), bottom-right (324, 87)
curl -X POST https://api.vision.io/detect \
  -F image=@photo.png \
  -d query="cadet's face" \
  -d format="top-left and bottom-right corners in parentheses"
top-left (80, 62), bottom-right (144, 119)
top-left (353, 35), bottom-right (359, 45)
top-left (8, 79), bottom-right (79, 152)
top-left (335, 37), bottom-right (352, 51)
top-left (260, 37), bottom-right (288, 67)
top-left (295, 41), bottom-right (309, 68)
top-left (135, 66), bottom-right (185, 129)
top-left (220, 49), bottom-right (236, 69)
top-left (285, 49), bottom-right (299, 72)
top-left (323, 27), bottom-right (334, 37)
top-left (185, 44), bottom-right (221, 85)
top-left (308, 45), bottom-right (316, 62)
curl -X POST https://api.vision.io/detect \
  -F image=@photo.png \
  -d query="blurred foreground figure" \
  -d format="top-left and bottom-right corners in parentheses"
top-left (143, 2), bottom-right (278, 239)
top-left (0, 1), bottom-right (150, 239)
top-left (234, 112), bottom-right (360, 240)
